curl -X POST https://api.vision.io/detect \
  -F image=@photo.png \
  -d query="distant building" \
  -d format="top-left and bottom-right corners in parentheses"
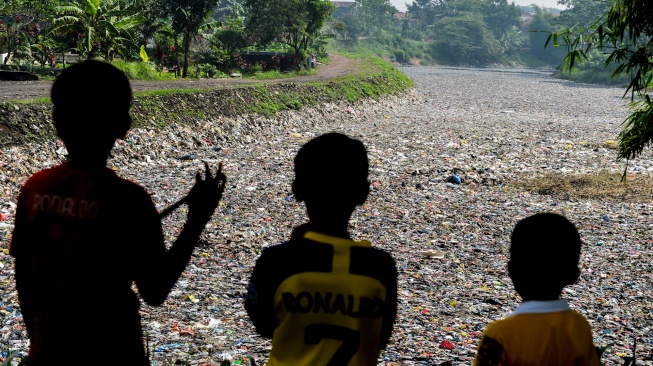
top-left (394, 12), bottom-right (407, 20)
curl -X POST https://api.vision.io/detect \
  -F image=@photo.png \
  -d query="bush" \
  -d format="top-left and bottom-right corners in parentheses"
top-left (554, 50), bottom-right (629, 86)
top-left (132, 62), bottom-right (159, 80)
top-left (394, 50), bottom-right (406, 63)
top-left (110, 60), bottom-right (164, 80)
top-left (250, 62), bottom-right (263, 74)
top-left (0, 63), bottom-right (62, 79)
top-left (197, 63), bottom-right (219, 78)
top-left (111, 59), bottom-right (136, 79)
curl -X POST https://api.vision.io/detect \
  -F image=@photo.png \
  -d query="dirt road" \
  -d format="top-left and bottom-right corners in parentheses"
top-left (0, 54), bottom-right (360, 101)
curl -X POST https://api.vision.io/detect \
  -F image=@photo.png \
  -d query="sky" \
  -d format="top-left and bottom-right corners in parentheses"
top-left (389, 0), bottom-right (566, 12)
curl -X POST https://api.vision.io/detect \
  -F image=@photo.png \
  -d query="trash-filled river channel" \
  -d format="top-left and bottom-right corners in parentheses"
top-left (0, 66), bottom-right (651, 365)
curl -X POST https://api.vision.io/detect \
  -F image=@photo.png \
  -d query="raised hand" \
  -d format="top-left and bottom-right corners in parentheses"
top-left (186, 162), bottom-right (227, 224)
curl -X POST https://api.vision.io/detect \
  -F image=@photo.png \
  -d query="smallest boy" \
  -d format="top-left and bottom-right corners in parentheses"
top-left (474, 213), bottom-right (599, 366)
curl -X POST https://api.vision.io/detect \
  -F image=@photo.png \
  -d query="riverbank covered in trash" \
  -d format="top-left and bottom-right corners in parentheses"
top-left (1, 66), bottom-right (653, 365)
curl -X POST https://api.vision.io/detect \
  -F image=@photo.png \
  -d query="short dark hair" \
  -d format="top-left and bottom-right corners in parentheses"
top-left (509, 213), bottom-right (581, 298)
top-left (293, 132), bottom-right (369, 204)
top-left (51, 60), bottom-right (132, 139)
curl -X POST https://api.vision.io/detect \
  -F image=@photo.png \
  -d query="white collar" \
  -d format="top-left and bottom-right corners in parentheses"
top-left (510, 299), bottom-right (570, 317)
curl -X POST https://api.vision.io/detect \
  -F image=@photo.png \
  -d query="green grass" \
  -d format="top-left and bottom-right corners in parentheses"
top-left (328, 37), bottom-right (434, 65)
top-left (319, 56), bottom-right (332, 64)
top-left (133, 88), bottom-right (216, 97)
top-left (559, 67), bottom-right (629, 86)
top-left (2, 88), bottom-right (216, 105)
top-left (10, 97), bottom-right (52, 104)
top-left (253, 68), bottom-right (316, 80)
top-left (109, 60), bottom-right (320, 81)
top-left (110, 60), bottom-right (175, 81)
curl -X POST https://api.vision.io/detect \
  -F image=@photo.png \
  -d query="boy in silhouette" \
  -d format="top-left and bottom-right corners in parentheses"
top-left (474, 213), bottom-right (599, 366)
top-left (10, 60), bottom-right (226, 366)
top-left (244, 133), bottom-right (397, 366)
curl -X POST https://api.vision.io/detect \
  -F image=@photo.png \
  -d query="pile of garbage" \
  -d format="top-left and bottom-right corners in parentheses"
top-left (1, 67), bottom-right (651, 365)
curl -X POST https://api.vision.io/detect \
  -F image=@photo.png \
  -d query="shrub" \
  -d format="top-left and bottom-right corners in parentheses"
top-left (394, 50), bottom-right (406, 63)
top-left (111, 59), bottom-right (136, 79)
top-left (197, 63), bottom-right (219, 78)
top-left (132, 62), bottom-right (159, 80)
top-left (110, 60), bottom-right (163, 80)
top-left (250, 62), bottom-right (263, 74)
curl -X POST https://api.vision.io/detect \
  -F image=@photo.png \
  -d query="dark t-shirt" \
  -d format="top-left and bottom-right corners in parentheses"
top-left (244, 226), bottom-right (397, 366)
top-left (10, 162), bottom-right (163, 363)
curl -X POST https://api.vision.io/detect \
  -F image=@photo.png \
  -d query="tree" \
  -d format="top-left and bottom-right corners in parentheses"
top-left (0, 16), bottom-right (33, 64)
top-left (403, 0), bottom-right (522, 56)
top-left (407, 0), bottom-right (447, 31)
top-left (331, 19), bottom-right (347, 40)
top-left (498, 25), bottom-right (526, 58)
top-left (244, 0), bottom-right (334, 67)
top-left (0, 0), bottom-right (58, 26)
top-left (201, 3), bottom-right (248, 72)
top-left (555, 0), bottom-right (610, 29)
top-left (349, 0), bottom-right (397, 36)
top-left (528, 5), bottom-right (566, 64)
top-left (158, 0), bottom-right (219, 77)
top-left (549, 0), bottom-right (653, 166)
top-left (340, 12), bottom-right (363, 41)
top-left (133, 0), bottom-right (173, 50)
top-left (484, 0), bottom-right (521, 42)
top-left (444, 0), bottom-right (485, 14)
top-left (212, 0), bottom-right (244, 21)
top-left (430, 11), bottom-right (500, 66)
top-left (49, 0), bottom-right (145, 60)
top-left (213, 0), bottom-right (248, 55)
top-left (0, 0), bottom-right (57, 16)
top-left (0, 0), bottom-right (58, 64)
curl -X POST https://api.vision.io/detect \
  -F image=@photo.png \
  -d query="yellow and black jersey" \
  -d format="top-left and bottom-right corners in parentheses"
top-left (245, 226), bottom-right (397, 366)
top-left (474, 300), bottom-right (600, 366)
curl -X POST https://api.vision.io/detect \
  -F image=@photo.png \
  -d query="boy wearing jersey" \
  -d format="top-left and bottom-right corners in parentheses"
top-left (474, 213), bottom-right (599, 366)
top-left (244, 133), bottom-right (397, 366)
top-left (10, 61), bottom-right (226, 366)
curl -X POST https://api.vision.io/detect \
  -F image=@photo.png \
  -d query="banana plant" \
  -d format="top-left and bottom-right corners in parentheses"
top-left (49, 0), bottom-right (144, 60)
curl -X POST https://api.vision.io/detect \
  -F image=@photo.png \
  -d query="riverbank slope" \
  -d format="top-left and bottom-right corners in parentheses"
top-left (0, 55), bottom-right (413, 147)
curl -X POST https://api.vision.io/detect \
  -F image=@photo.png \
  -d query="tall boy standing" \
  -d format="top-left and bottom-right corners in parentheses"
top-left (474, 213), bottom-right (599, 366)
top-left (245, 133), bottom-right (397, 366)
top-left (10, 61), bottom-right (226, 365)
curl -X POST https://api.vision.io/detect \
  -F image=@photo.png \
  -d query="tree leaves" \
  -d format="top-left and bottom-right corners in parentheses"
top-left (51, 0), bottom-right (144, 60)
top-left (244, 0), bottom-right (334, 59)
top-left (84, 0), bottom-right (101, 20)
top-left (140, 44), bottom-right (149, 62)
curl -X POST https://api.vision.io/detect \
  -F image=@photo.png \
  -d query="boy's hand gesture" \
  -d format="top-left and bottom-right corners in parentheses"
top-left (187, 162), bottom-right (227, 224)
